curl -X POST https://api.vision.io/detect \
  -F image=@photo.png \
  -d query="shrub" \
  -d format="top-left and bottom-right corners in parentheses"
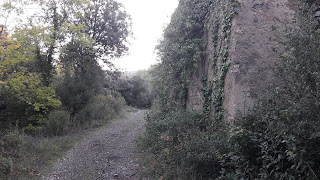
top-left (218, 87), bottom-right (320, 179)
top-left (224, 78), bottom-right (319, 173)
top-left (0, 156), bottom-right (12, 178)
top-left (119, 75), bottom-right (152, 108)
top-left (1, 130), bottom-right (25, 157)
top-left (43, 110), bottom-right (71, 137)
top-left (142, 110), bottom-right (228, 179)
top-left (0, 130), bottom-right (23, 178)
top-left (75, 94), bottom-right (124, 126)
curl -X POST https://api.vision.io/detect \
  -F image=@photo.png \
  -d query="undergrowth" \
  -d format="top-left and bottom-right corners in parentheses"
top-left (141, 110), bottom-right (228, 180)
top-left (0, 128), bottom-right (88, 179)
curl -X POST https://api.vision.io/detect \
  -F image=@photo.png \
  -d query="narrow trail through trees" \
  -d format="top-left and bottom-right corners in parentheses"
top-left (41, 110), bottom-right (146, 180)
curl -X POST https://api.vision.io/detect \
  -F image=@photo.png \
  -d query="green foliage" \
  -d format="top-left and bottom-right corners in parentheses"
top-left (0, 131), bottom-right (24, 179)
top-left (43, 110), bottom-right (71, 137)
top-left (220, 96), bottom-right (320, 179)
top-left (142, 110), bottom-right (228, 179)
top-left (206, 0), bottom-right (238, 125)
top-left (119, 75), bottom-right (152, 108)
top-left (154, 0), bottom-right (212, 106)
top-left (6, 73), bottom-right (61, 112)
top-left (75, 95), bottom-right (124, 126)
top-left (82, 0), bottom-right (132, 59)
top-left (1, 130), bottom-right (25, 156)
top-left (53, 0), bottom-right (132, 121)
top-left (0, 36), bottom-right (61, 129)
top-left (152, 0), bottom-right (238, 119)
top-left (0, 156), bottom-right (12, 178)
top-left (0, 130), bottom-right (24, 178)
top-left (55, 40), bottom-right (104, 115)
top-left (1, 0), bottom-right (132, 136)
top-left (0, 0), bottom-right (132, 177)
top-left (143, 1), bottom-right (238, 178)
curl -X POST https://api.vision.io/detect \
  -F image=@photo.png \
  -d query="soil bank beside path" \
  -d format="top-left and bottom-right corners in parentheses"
top-left (41, 110), bottom-right (146, 180)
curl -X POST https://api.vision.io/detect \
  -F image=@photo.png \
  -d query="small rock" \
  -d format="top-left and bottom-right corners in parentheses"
top-left (113, 173), bottom-right (119, 177)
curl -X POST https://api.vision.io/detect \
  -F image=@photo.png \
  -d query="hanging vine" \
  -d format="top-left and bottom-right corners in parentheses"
top-left (201, 0), bottom-right (239, 128)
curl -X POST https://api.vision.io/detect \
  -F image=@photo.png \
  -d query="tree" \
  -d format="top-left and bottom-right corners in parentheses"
top-left (0, 0), bottom-right (132, 129)
top-left (119, 75), bottom-right (152, 108)
top-left (0, 30), bottom-right (61, 129)
top-left (54, 0), bottom-right (132, 115)
top-left (55, 40), bottom-right (104, 115)
top-left (81, 0), bottom-right (131, 60)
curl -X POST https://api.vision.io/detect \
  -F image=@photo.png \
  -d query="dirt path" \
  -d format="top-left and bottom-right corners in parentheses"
top-left (41, 110), bottom-right (146, 180)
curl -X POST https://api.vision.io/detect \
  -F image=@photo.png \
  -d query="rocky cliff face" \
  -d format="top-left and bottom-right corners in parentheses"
top-left (186, 0), bottom-right (298, 122)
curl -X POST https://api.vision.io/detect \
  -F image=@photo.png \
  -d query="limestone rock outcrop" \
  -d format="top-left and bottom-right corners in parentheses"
top-left (186, 0), bottom-right (298, 122)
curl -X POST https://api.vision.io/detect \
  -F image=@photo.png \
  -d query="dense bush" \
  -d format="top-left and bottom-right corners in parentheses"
top-left (119, 75), bottom-right (152, 108)
top-left (0, 130), bottom-right (24, 178)
top-left (43, 110), bottom-right (71, 137)
top-left (75, 94), bottom-right (125, 126)
top-left (0, 156), bottom-right (12, 178)
top-left (143, 110), bottom-right (228, 179)
top-left (220, 94), bottom-right (320, 179)
top-left (55, 45), bottom-right (105, 116)
top-left (1, 130), bottom-right (25, 157)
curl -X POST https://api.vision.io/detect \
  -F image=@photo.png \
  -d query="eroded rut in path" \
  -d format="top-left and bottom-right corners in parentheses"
top-left (41, 110), bottom-right (146, 180)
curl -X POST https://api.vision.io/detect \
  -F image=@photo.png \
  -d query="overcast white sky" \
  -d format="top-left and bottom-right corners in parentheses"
top-left (113, 0), bottom-right (178, 71)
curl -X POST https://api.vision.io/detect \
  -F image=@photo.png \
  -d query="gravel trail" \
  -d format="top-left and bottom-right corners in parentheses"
top-left (41, 110), bottom-right (146, 180)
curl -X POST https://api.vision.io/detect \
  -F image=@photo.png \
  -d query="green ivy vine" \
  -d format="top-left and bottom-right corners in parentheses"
top-left (201, 0), bottom-right (239, 128)
top-left (155, 0), bottom-right (213, 107)
top-left (154, 0), bottom-right (239, 125)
